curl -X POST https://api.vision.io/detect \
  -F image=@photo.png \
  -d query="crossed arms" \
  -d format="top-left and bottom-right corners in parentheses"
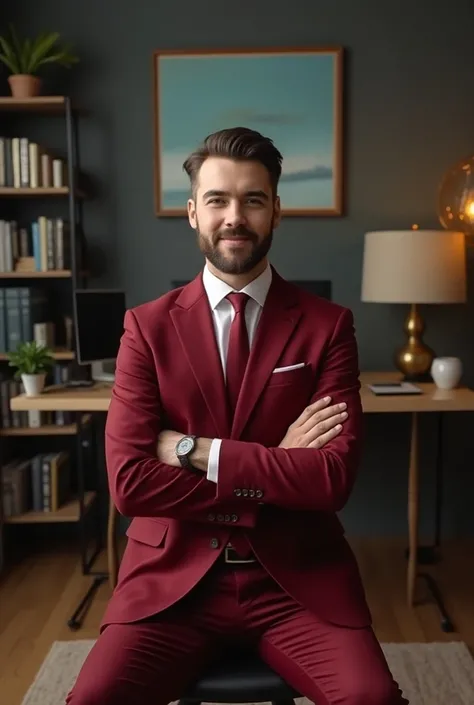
top-left (105, 307), bottom-right (363, 526)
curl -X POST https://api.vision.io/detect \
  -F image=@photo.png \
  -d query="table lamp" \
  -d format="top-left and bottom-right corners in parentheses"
top-left (361, 227), bottom-right (467, 380)
top-left (438, 153), bottom-right (474, 235)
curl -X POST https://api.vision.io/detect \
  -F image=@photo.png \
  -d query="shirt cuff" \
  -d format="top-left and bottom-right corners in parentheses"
top-left (206, 438), bottom-right (222, 483)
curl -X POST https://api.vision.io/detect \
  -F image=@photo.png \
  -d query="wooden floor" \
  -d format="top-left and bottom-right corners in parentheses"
top-left (1, 537), bottom-right (474, 705)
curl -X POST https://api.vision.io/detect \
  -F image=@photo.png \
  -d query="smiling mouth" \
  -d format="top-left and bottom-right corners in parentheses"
top-left (220, 236), bottom-right (251, 242)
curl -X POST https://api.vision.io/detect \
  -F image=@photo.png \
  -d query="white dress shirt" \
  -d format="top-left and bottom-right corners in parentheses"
top-left (202, 263), bottom-right (272, 483)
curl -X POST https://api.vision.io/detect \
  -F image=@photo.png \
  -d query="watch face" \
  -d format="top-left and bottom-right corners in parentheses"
top-left (177, 437), bottom-right (194, 456)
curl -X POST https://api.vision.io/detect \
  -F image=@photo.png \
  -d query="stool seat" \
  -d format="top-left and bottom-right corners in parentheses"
top-left (180, 648), bottom-right (301, 704)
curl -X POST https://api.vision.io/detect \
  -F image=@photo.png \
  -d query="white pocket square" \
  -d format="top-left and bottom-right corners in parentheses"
top-left (272, 362), bottom-right (306, 374)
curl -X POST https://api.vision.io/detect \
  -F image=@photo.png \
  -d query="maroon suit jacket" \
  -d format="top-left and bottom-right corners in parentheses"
top-left (101, 267), bottom-right (372, 632)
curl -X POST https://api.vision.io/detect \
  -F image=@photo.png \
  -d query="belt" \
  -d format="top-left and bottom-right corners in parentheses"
top-left (223, 543), bottom-right (258, 565)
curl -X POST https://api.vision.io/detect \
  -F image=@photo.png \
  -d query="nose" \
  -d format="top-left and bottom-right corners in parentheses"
top-left (224, 201), bottom-right (246, 229)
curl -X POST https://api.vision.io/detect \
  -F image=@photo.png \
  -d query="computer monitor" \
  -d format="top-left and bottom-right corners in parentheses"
top-left (73, 289), bottom-right (126, 382)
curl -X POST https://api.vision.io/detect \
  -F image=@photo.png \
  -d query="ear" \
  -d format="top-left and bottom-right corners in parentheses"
top-left (273, 195), bottom-right (282, 229)
top-left (187, 198), bottom-right (197, 229)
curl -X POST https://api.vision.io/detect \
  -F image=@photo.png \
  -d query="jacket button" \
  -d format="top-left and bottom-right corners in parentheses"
top-left (210, 538), bottom-right (219, 549)
top-left (217, 514), bottom-right (224, 522)
top-left (207, 513), bottom-right (215, 521)
top-left (224, 514), bottom-right (231, 522)
top-left (242, 489), bottom-right (249, 497)
top-left (249, 489), bottom-right (255, 497)
top-left (234, 489), bottom-right (242, 497)
top-left (256, 490), bottom-right (263, 498)
top-left (231, 514), bottom-right (238, 522)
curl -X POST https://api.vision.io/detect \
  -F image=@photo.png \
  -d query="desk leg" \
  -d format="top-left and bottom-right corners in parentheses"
top-left (67, 412), bottom-right (108, 631)
top-left (416, 412), bottom-right (454, 632)
top-left (406, 411), bottom-right (455, 632)
top-left (407, 412), bottom-right (419, 607)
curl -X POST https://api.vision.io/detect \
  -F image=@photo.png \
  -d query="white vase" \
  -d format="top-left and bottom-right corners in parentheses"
top-left (430, 357), bottom-right (463, 390)
top-left (21, 372), bottom-right (46, 397)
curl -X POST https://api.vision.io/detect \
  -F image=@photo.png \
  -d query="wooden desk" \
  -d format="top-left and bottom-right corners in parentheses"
top-left (10, 381), bottom-right (112, 413)
top-left (10, 373), bottom-right (474, 415)
top-left (360, 371), bottom-right (474, 632)
top-left (9, 372), bottom-right (474, 632)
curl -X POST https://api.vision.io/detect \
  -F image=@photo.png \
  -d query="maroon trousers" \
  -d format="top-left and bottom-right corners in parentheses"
top-left (66, 560), bottom-right (408, 705)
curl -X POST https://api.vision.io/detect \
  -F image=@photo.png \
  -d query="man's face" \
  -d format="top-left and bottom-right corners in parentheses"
top-left (187, 157), bottom-right (281, 275)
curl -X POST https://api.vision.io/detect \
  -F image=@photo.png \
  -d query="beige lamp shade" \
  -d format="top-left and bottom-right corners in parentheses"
top-left (361, 229), bottom-right (467, 304)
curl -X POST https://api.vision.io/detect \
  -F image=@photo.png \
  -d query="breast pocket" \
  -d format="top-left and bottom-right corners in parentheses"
top-left (126, 518), bottom-right (169, 548)
top-left (257, 364), bottom-right (313, 444)
top-left (267, 362), bottom-right (311, 388)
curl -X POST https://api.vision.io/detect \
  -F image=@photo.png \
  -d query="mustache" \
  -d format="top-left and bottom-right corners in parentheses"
top-left (216, 227), bottom-right (257, 242)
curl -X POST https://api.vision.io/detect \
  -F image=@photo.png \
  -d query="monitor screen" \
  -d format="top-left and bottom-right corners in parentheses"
top-left (73, 289), bottom-right (126, 364)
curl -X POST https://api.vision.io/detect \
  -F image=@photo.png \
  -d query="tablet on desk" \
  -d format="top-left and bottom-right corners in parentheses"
top-left (368, 382), bottom-right (422, 395)
top-left (64, 380), bottom-right (96, 388)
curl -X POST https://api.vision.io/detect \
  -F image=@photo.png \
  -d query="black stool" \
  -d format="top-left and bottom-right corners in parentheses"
top-left (178, 648), bottom-right (301, 705)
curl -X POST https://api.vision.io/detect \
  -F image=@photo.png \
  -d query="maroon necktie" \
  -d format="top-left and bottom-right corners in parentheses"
top-left (225, 292), bottom-right (252, 558)
top-left (225, 292), bottom-right (250, 415)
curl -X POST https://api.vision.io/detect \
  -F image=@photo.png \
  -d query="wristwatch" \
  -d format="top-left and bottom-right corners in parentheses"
top-left (175, 434), bottom-right (198, 470)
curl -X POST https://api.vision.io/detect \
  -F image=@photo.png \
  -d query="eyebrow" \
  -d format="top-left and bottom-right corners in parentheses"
top-left (202, 189), bottom-right (269, 201)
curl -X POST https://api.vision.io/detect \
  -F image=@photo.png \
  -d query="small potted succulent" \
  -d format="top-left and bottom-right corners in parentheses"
top-left (8, 341), bottom-right (55, 396)
top-left (0, 24), bottom-right (79, 98)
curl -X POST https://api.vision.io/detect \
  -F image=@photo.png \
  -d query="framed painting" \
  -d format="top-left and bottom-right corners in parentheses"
top-left (152, 46), bottom-right (343, 217)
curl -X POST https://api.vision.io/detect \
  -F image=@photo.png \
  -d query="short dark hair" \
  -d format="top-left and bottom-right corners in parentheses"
top-left (183, 126), bottom-right (283, 198)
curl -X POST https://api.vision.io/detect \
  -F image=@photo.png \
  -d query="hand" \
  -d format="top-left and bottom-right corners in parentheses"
top-left (157, 430), bottom-right (183, 467)
top-left (279, 396), bottom-right (348, 450)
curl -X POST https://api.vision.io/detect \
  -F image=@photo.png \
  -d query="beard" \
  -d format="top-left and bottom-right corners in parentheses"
top-left (197, 222), bottom-right (274, 275)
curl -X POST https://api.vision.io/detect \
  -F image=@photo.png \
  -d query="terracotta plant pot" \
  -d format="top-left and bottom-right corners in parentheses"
top-left (8, 74), bottom-right (42, 98)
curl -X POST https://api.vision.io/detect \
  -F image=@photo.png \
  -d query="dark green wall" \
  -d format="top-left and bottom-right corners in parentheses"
top-left (4, 0), bottom-right (474, 538)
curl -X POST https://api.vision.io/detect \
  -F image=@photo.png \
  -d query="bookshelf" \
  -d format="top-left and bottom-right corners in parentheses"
top-left (0, 96), bottom-right (72, 113)
top-left (0, 186), bottom-right (70, 195)
top-left (0, 413), bottom-right (91, 436)
top-left (0, 269), bottom-right (73, 278)
top-left (0, 98), bottom-right (102, 620)
top-left (0, 349), bottom-right (74, 360)
top-left (4, 490), bottom-right (96, 524)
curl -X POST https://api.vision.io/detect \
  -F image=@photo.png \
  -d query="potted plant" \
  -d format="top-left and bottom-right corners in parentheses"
top-left (7, 341), bottom-right (55, 396)
top-left (0, 24), bottom-right (79, 98)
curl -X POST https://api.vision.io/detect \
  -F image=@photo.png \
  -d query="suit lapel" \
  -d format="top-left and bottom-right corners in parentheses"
top-left (231, 270), bottom-right (302, 439)
top-left (170, 274), bottom-right (230, 438)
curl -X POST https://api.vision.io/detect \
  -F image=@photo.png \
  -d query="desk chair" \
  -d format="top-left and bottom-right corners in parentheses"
top-left (107, 501), bottom-right (301, 705)
top-left (178, 648), bottom-right (300, 705)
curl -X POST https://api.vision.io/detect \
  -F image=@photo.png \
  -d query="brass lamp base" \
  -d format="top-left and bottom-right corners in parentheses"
top-left (394, 304), bottom-right (435, 382)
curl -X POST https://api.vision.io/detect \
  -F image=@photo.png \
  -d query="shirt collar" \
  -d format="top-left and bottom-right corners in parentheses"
top-left (202, 262), bottom-right (272, 310)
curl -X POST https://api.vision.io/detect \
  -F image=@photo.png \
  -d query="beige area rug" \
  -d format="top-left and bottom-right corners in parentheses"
top-left (21, 639), bottom-right (474, 705)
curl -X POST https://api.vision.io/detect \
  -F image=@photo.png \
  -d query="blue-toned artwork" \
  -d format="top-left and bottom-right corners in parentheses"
top-left (153, 48), bottom-right (343, 216)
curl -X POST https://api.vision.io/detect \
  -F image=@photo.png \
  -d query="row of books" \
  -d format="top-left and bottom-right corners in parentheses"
top-left (0, 364), bottom-right (75, 429)
top-left (0, 217), bottom-right (70, 272)
top-left (0, 286), bottom-right (48, 353)
top-left (0, 136), bottom-right (66, 189)
top-left (1, 450), bottom-right (71, 517)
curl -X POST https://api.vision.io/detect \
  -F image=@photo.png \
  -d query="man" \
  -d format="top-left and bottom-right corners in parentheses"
top-left (67, 127), bottom-right (408, 704)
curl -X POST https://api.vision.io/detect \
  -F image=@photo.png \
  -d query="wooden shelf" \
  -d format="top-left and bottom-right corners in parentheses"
top-left (4, 490), bottom-right (96, 524)
top-left (0, 414), bottom-right (91, 437)
top-left (0, 96), bottom-right (71, 113)
top-left (0, 187), bottom-right (70, 196)
top-left (0, 269), bottom-right (72, 279)
top-left (0, 348), bottom-right (74, 361)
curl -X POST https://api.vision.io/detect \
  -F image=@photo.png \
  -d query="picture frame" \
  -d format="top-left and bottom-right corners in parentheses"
top-left (152, 46), bottom-right (343, 217)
